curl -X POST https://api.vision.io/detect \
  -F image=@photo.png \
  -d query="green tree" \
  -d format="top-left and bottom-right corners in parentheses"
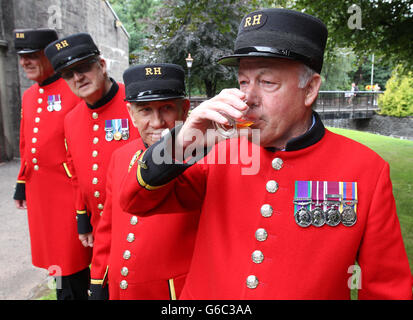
top-left (378, 66), bottom-right (413, 117)
top-left (293, 0), bottom-right (413, 71)
top-left (320, 47), bottom-right (355, 91)
top-left (142, 0), bottom-right (277, 97)
top-left (108, 0), bottom-right (161, 62)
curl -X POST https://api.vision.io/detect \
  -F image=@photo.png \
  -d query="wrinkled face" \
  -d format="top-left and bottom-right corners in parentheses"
top-left (238, 58), bottom-right (319, 149)
top-left (19, 51), bottom-right (54, 83)
top-left (61, 57), bottom-right (108, 104)
top-left (127, 99), bottom-right (190, 146)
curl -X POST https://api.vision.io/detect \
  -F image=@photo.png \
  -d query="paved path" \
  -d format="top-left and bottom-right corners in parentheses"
top-left (0, 159), bottom-right (50, 300)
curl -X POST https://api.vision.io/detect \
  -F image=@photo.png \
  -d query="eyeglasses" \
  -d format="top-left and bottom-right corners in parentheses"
top-left (60, 58), bottom-right (98, 80)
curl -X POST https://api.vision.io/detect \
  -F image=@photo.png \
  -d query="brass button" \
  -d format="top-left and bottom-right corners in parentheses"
top-left (37, 98), bottom-right (43, 104)
top-left (32, 158), bottom-right (38, 164)
top-left (255, 228), bottom-right (268, 242)
top-left (92, 150), bottom-right (98, 158)
top-left (120, 280), bottom-right (128, 290)
top-left (93, 124), bottom-right (99, 131)
top-left (92, 112), bottom-right (98, 120)
top-left (130, 216), bottom-right (138, 225)
top-left (94, 191), bottom-right (100, 198)
top-left (33, 127), bottom-right (39, 133)
top-left (126, 233), bottom-right (135, 243)
top-left (35, 117), bottom-right (40, 123)
top-left (92, 164), bottom-right (99, 171)
top-left (92, 178), bottom-right (98, 185)
top-left (260, 204), bottom-right (273, 218)
top-left (34, 165), bottom-right (39, 171)
top-left (32, 137), bottom-right (37, 143)
top-left (37, 108), bottom-right (42, 113)
top-left (120, 267), bottom-right (129, 277)
top-left (39, 88), bottom-right (44, 94)
top-left (252, 250), bottom-right (264, 264)
top-left (98, 203), bottom-right (104, 210)
top-left (31, 148), bottom-right (36, 154)
top-left (246, 275), bottom-right (258, 289)
top-left (266, 180), bottom-right (278, 193)
top-left (93, 137), bottom-right (99, 144)
top-left (272, 158), bottom-right (283, 170)
top-left (123, 250), bottom-right (131, 260)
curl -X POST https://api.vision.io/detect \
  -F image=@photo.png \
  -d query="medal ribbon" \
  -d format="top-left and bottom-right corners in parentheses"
top-left (311, 180), bottom-right (324, 210)
top-left (114, 119), bottom-right (121, 135)
top-left (47, 95), bottom-right (54, 107)
top-left (342, 181), bottom-right (357, 213)
top-left (105, 120), bottom-right (113, 132)
top-left (294, 180), bottom-right (311, 212)
top-left (326, 181), bottom-right (340, 209)
top-left (121, 118), bottom-right (129, 130)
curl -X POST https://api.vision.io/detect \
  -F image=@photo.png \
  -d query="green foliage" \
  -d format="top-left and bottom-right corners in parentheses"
top-left (294, 0), bottom-right (413, 72)
top-left (142, 0), bottom-right (278, 97)
top-left (107, 0), bottom-right (161, 61)
top-left (321, 47), bottom-right (355, 91)
top-left (378, 66), bottom-right (413, 117)
top-left (328, 127), bottom-right (413, 273)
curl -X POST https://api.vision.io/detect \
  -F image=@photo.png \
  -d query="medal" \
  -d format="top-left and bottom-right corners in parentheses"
top-left (294, 207), bottom-right (312, 227)
top-left (114, 119), bottom-right (122, 141)
top-left (311, 207), bottom-right (326, 227)
top-left (293, 181), bottom-right (313, 227)
top-left (311, 180), bottom-right (326, 227)
top-left (341, 206), bottom-right (357, 227)
top-left (121, 119), bottom-right (129, 140)
top-left (53, 95), bottom-right (62, 111)
top-left (341, 182), bottom-right (358, 227)
top-left (325, 207), bottom-right (341, 226)
top-left (105, 120), bottom-right (114, 141)
top-left (325, 181), bottom-right (342, 226)
top-left (47, 95), bottom-right (54, 112)
top-left (114, 131), bottom-right (122, 141)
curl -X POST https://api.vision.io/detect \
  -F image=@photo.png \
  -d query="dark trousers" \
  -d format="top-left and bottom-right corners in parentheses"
top-left (55, 267), bottom-right (90, 300)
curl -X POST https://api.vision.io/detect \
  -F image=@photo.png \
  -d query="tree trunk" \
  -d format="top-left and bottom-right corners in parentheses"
top-left (204, 79), bottom-right (216, 98)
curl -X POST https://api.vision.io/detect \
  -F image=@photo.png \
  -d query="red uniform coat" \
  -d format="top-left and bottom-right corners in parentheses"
top-left (91, 138), bottom-right (200, 299)
top-left (120, 116), bottom-right (412, 299)
top-left (64, 81), bottom-right (139, 235)
top-left (15, 75), bottom-right (92, 276)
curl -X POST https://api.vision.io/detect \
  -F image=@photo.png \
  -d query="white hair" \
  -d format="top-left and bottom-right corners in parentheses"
top-left (298, 64), bottom-right (316, 88)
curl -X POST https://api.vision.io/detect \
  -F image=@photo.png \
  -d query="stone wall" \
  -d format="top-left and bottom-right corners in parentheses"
top-left (13, 0), bottom-right (129, 93)
top-left (323, 114), bottom-right (413, 141)
top-left (0, 0), bottom-right (129, 161)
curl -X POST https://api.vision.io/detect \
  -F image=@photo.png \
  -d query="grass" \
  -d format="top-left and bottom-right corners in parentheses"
top-left (328, 128), bottom-right (413, 300)
top-left (328, 127), bottom-right (413, 270)
top-left (37, 290), bottom-right (56, 300)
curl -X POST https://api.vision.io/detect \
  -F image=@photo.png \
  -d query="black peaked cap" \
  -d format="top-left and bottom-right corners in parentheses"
top-left (44, 32), bottom-right (100, 72)
top-left (14, 28), bottom-right (58, 54)
top-left (218, 8), bottom-right (328, 74)
top-left (123, 63), bottom-right (186, 102)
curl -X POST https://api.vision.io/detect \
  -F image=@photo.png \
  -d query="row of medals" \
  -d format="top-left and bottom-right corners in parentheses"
top-left (293, 199), bottom-right (357, 228)
top-left (47, 102), bottom-right (61, 112)
top-left (105, 129), bottom-right (129, 141)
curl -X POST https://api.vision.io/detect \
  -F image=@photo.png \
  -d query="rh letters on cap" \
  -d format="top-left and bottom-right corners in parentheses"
top-left (55, 40), bottom-right (69, 50)
top-left (16, 32), bottom-right (25, 39)
top-left (243, 13), bottom-right (267, 29)
top-left (145, 67), bottom-right (162, 76)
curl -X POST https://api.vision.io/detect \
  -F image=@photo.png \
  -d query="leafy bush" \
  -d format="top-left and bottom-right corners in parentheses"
top-left (378, 66), bottom-right (413, 117)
